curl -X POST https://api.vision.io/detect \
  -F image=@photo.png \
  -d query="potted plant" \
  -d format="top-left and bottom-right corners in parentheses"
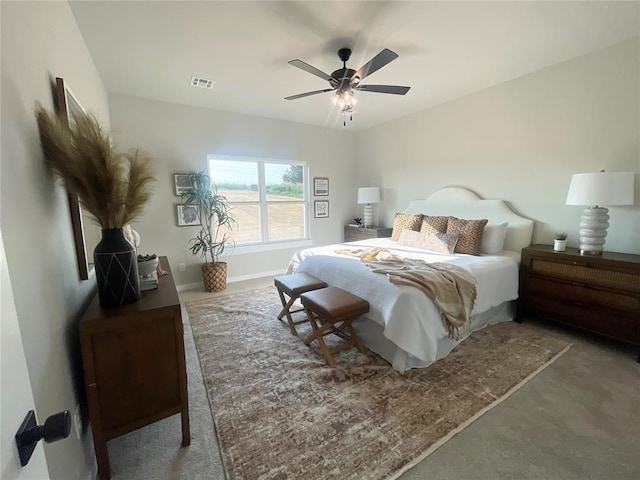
top-left (182, 171), bottom-right (236, 292)
top-left (554, 232), bottom-right (568, 252)
top-left (36, 105), bottom-right (155, 307)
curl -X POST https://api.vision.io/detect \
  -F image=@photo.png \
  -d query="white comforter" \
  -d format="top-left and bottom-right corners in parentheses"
top-left (286, 238), bottom-right (520, 363)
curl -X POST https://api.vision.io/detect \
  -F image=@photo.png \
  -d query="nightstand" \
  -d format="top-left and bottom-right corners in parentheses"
top-left (344, 225), bottom-right (392, 242)
top-left (518, 244), bottom-right (640, 361)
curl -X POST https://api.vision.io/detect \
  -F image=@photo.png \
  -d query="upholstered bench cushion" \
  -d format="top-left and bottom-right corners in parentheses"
top-left (274, 273), bottom-right (327, 296)
top-left (300, 287), bottom-right (369, 323)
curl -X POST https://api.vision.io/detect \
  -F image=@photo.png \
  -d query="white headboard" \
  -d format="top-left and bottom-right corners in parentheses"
top-left (402, 187), bottom-right (534, 253)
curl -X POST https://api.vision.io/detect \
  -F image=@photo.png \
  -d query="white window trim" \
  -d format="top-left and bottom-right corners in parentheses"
top-left (230, 239), bottom-right (312, 255)
top-left (208, 155), bottom-right (310, 247)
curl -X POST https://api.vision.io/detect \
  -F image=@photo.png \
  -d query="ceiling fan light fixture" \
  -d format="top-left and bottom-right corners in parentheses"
top-left (286, 47), bottom-right (409, 127)
top-left (331, 89), bottom-right (358, 110)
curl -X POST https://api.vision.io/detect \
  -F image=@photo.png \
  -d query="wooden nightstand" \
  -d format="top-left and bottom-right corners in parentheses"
top-left (518, 244), bottom-right (640, 360)
top-left (344, 225), bottom-right (392, 242)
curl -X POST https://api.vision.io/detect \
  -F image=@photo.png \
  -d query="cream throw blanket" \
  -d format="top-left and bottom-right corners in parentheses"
top-left (336, 247), bottom-right (477, 340)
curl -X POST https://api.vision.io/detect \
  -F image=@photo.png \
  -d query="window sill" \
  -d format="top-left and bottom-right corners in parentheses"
top-left (228, 239), bottom-right (312, 255)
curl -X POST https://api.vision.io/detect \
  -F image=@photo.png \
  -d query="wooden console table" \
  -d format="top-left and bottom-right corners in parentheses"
top-left (79, 257), bottom-right (190, 479)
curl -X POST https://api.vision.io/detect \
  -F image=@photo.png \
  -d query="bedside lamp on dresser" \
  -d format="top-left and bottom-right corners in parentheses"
top-left (565, 170), bottom-right (634, 255)
top-left (520, 171), bottom-right (638, 361)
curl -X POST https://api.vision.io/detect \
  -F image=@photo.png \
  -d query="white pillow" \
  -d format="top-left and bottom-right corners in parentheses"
top-left (480, 222), bottom-right (508, 255)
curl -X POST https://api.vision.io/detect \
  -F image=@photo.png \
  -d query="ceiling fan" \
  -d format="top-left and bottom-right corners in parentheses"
top-left (285, 48), bottom-right (410, 125)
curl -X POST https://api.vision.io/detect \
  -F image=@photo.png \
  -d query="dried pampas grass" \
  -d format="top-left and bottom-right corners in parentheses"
top-left (35, 104), bottom-right (155, 229)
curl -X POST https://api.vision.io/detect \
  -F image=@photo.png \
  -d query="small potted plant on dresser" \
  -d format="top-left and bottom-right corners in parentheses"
top-left (182, 171), bottom-right (237, 292)
top-left (554, 232), bottom-right (567, 252)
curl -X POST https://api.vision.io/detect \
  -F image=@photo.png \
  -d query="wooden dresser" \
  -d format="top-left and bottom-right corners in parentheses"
top-left (79, 257), bottom-right (190, 480)
top-left (344, 225), bottom-right (392, 242)
top-left (518, 245), bottom-right (640, 360)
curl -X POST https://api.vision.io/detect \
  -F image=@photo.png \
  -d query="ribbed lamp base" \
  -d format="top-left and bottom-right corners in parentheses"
top-left (363, 204), bottom-right (373, 228)
top-left (578, 207), bottom-right (609, 255)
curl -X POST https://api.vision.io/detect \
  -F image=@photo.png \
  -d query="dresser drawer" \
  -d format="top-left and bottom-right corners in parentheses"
top-left (530, 258), bottom-right (640, 293)
top-left (345, 229), bottom-right (375, 241)
top-left (344, 226), bottom-right (392, 242)
top-left (526, 294), bottom-right (638, 344)
top-left (520, 245), bottom-right (640, 353)
top-left (527, 275), bottom-right (640, 310)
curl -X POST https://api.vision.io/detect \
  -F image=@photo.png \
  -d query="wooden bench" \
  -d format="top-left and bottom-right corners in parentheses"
top-left (300, 287), bottom-right (369, 367)
top-left (274, 273), bottom-right (327, 335)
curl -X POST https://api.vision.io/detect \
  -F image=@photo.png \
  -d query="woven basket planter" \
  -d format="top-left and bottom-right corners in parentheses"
top-left (202, 262), bottom-right (227, 292)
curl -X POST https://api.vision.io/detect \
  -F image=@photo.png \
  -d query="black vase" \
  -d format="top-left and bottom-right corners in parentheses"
top-left (94, 228), bottom-right (141, 307)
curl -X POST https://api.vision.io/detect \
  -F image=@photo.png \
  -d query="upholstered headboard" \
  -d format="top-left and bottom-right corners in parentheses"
top-left (402, 187), bottom-right (534, 253)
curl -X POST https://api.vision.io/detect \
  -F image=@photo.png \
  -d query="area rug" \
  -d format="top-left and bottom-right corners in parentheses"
top-left (187, 287), bottom-right (570, 480)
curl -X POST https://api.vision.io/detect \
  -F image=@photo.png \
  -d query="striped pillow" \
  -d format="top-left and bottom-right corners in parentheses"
top-left (446, 217), bottom-right (488, 256)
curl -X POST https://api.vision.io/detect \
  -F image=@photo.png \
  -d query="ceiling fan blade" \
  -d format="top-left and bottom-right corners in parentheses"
top-left (351, 48), bottom-right (399, 83)
top-left (285, 88), bottom-right (335, 100)
top-left (288, 59), bottom-right (333, 82)
top-left (354, 84), bottom-right (411, 95)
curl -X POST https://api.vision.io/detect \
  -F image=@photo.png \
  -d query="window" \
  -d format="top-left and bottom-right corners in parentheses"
top-left (208, 155), bottom-right (308, 246)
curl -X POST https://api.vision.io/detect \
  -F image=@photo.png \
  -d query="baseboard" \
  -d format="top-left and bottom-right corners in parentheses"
top-left (176, 269), bottom-right (283, 292)
top-left (176, 281), bottom-right (204, 292)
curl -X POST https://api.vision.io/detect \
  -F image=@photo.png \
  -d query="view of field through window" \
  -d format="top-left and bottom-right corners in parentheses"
top-left (209, 157), bottom-right (307, 245)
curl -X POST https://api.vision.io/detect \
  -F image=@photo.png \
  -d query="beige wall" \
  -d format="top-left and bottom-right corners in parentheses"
top-left (1, 2), bottom-right (110, 479)
top-left (356, 38), bottom-right (640, 255)
top-left (108, 95), bottom-right (358, 286)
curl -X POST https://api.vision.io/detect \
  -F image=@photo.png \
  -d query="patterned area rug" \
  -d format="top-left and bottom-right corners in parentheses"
top-left (187, 287), bottom-right (570, 480)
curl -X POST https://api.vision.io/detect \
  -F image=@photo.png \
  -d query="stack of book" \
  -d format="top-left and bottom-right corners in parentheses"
top-left (140, 271), bottom-right (158, 291)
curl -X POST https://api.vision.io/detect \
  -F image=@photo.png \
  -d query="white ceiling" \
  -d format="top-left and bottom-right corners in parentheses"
top-left (69, 1), bottom-right (640, 131)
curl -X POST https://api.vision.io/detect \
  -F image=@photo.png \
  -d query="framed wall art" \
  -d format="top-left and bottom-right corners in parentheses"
top-left (174, 173), bottom-right (192, 196)
top-left (313, 177), bottom-right (329, 196)
top-left (176, 204), bottom-right (201, 226)
top-left (55, 77), bottom-right (97, 280)
top-left (314, 200), bottom-right (329, 218)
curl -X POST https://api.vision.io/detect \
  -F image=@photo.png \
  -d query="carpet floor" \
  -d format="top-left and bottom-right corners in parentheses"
top-left (187, 286), bottom-right (570, 480)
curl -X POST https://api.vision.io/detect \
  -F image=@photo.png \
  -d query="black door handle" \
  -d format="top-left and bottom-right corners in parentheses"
top-left (15, 410), bottom-right (71, 466)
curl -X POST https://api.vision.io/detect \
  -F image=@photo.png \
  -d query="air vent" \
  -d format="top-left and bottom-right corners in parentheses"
top-left (190, 76), bottom-right (214, 89)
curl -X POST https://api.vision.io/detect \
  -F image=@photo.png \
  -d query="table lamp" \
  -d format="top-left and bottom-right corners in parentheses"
top-left (357, 187), bottom-right (381, 228)
top-left (565, 170), bottom-right (634, 255)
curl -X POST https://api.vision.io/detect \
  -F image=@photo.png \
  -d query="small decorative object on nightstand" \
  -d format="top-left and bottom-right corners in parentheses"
top-left (344, 225), bottom-right (392, 242)
top-left (553, 232), bottom-right (567, 252)
top-left (518, 244), bottom-right (640, 361)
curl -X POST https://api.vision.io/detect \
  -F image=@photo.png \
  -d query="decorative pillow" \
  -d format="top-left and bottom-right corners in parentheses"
top-left (446, 217), bottom-right (488, 256)
top-left (391, 213), bottom-right (423, 241)
top-left (480, 222), bottom-right (509, 255)
top-left (419, 215), bottom-right (449, 234)
top-left (398, 230), bottom-right (459, 254)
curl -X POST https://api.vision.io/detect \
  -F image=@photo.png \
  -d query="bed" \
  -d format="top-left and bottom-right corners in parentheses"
top-left (286, 187), bottom-right (534, 373)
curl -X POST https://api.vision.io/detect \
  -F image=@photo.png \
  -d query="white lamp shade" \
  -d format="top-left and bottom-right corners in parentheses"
top-left (566, 171), bottom-right (634, 206)
top-left (357, 187), bottom-right (381, 204)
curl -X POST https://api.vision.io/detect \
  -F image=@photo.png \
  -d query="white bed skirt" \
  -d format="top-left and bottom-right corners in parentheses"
top-left (352, 300), bottom-right (517, 373)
